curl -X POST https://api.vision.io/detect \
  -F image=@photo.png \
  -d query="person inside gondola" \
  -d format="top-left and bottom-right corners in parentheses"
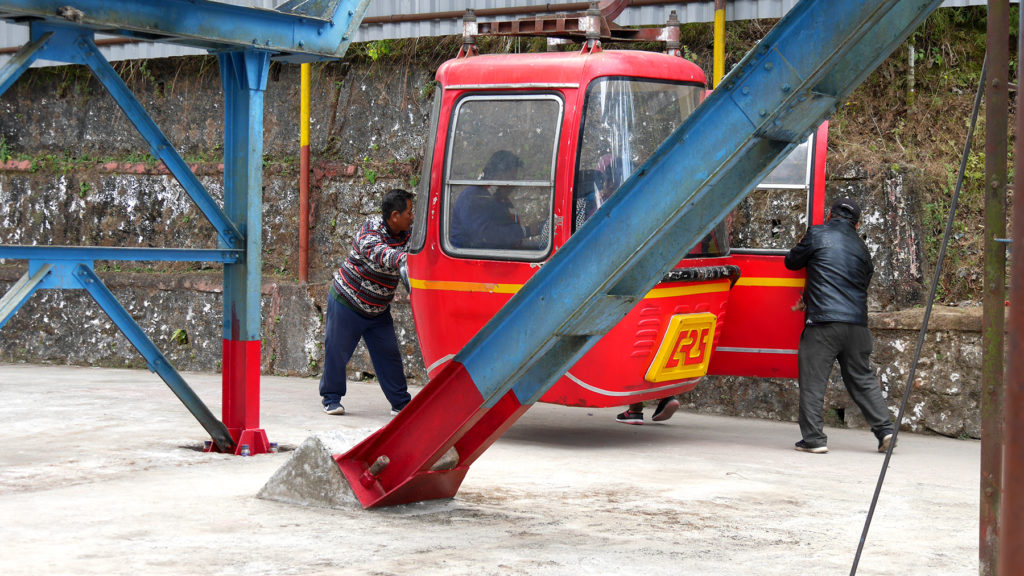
top-left (450, 150), bottom-right (541, 250)
top-left (574, 154), bottom-right (621, 231)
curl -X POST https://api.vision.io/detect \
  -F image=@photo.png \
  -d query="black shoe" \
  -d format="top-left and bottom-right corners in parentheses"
top-left (323, 402), bottom-right (345, 415)
top-left (616, 410), bottom-right (644, 425)
top-left (794, 440), bottom-right (828, 454)
top-left (652, 397), bottom-right (680, 422)
top-left (878, 433), bottom-right (895, 453)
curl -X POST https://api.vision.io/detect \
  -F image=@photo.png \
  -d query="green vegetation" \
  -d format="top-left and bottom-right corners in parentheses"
top-left (829, 6), bottom-right (1016, 301)
top-left (171, 329), bottom-right (189, 345)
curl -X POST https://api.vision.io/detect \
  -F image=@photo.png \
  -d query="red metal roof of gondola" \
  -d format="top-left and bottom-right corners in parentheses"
top-left (436, 49), bottom-right (706, 88)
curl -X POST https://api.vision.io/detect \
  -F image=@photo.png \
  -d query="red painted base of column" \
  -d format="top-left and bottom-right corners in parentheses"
top-left (232, 428), bottom-right (270, 456)
top-left (222, 339), bottom-right (270, 455)
top-left (202, 428), bottom-right (270, 456)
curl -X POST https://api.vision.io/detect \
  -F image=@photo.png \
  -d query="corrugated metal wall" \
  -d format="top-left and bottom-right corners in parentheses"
top-left (0, 0), bottom-right (997, 67)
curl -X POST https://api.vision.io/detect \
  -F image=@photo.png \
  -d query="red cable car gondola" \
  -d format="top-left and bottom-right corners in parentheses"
top-left (405, 38), bottom-right (826, 412)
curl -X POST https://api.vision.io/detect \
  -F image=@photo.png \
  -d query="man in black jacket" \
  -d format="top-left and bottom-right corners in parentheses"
top-left (784, 198), bottom-right (895, 454)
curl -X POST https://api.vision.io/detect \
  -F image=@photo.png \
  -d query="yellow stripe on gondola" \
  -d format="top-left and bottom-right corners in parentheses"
top-left (409, 278), bottom-right (522, 294)
top-left (409, 277), bottom-right (737, 298)
top-left (734, 277), bottom-right (805, 288)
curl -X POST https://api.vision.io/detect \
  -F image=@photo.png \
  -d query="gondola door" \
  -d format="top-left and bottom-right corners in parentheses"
top-left (707, 123), bottom-right (829, 378)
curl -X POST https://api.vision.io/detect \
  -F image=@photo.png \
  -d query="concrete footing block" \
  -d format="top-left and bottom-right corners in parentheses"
top-left (257, 429), bottom-right (373, 509)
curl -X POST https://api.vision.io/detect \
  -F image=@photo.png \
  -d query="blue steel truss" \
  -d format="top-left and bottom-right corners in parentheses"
top-left (0, 0), bottom-right (371, 62)
top-left (0, 0), bottom-right (370, 452)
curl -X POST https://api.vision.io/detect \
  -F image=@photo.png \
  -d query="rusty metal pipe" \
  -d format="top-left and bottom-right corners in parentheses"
top-left (299, 62), bottom-right (311, 284)
top-left (713, 0), bottom-right (726, 87)
top-left (362, 0), bottom-right (703, 25)
top-left (998, 5), bottom-right (1023, 575)
top-left (981, 2), bottom-right (1009, 574)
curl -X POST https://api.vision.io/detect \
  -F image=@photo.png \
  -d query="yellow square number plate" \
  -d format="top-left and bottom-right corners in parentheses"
top-left (645, 312), bottom-right (717, 383)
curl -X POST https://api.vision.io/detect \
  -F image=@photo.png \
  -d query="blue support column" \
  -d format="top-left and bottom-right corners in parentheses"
top-left (219, 49), bottom-right (268, 343)
top-left (337, 0), bottom-right (948, 508)
top-left (0, 0), bottom-right (373, 456)
top-left (217, 50), bottom-right (271, 452)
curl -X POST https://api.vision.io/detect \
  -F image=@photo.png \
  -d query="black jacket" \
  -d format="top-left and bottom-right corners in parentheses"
top-left (784, 218), bottom-right (873, 326)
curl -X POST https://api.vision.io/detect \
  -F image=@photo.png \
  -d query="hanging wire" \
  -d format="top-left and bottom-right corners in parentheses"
top-left (850, 54), bottom-right (988, 576)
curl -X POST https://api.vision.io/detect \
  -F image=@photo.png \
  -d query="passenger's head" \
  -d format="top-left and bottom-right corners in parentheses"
top-left (382, 188), bottom-right (415, 233)
top-left (483, 150), bottom-right (523, 180)
top-left (828, 197), bottom-right (861, 225)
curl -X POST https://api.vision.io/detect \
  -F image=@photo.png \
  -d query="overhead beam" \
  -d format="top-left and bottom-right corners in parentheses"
top-left (0, 0), bottom-right (371, 60)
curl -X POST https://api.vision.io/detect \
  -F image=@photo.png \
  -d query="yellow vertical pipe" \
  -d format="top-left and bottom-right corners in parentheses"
top-left (713, 0), bottom-right (726, 88)
top-left (299, 63), bottom-right (311, 283)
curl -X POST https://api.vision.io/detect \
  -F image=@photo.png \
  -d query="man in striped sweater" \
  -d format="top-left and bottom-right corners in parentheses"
top-left (319, 189), bottom-right (415, 416)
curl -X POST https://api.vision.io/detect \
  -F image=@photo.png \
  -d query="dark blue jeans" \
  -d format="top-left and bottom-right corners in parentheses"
top-left (318, 296), bottom-right (411, 411)
top-left (797, 323), bottom-right (894, 447)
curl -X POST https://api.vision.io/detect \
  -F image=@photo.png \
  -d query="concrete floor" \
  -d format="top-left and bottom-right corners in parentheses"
top-left (0, 363), bottom-right (979, 575)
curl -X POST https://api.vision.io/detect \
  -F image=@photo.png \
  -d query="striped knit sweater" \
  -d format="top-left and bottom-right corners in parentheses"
top-left (331, 215), bottom-right (409, 317)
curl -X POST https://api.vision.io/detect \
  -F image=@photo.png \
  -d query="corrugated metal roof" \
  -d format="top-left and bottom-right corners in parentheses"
top-left (0, 0), bottom-right (999, 68)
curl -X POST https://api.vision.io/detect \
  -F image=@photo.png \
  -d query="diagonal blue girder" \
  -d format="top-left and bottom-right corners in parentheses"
top-left (20, 23), bottom-right (244, 249)
top-left (448, 0), bottom-right (944, 408)
top-left (72, 263), bottom-right (236, 452)
top-left (0, 0), bottom-right (371, 61)
top-left (0, 264), bottom-right (51, 330)
top-left (0, 260), bottom-right (235, 451)
top-left (0, 30), bottom-right (49, 96)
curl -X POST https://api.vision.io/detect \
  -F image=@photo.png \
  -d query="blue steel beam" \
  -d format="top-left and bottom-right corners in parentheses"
top-left (0, 0), bottom-right (371, 61)
top-left (449, 0), bottom-right (944, 408)
top-left (23, 23), bottom-right (244, 249)
top-left (0, 30), bottom-right (49, 96)
top-left (0, 246), bottom-right (241, 263)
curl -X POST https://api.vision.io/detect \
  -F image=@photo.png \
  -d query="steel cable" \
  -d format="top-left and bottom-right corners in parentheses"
top-left (849, 55), bottom-right (988, 575)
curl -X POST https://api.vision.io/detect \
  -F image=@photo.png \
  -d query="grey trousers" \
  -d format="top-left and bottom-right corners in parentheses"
top-left (797, 323), bottom-right (894, 446)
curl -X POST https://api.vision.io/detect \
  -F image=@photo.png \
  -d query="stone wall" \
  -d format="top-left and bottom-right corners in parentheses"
top-left (0, 55), bottom-right (985, 438)
top-left (691, 307), bottom-right (985, 439)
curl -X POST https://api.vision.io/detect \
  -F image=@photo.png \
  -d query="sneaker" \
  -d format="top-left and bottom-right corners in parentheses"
top-left (323, 402), bottom-right (345, 415)
top-left (878, 433), bottom-right (894, 453)
top-left (616, 410), bottom-right (644, 425)
top-left (389, 406), bottom-right (404, 417)
top-left (652, 397), bottom-right (680, 422)
top-left (794, 440), bottom-right (828, 454)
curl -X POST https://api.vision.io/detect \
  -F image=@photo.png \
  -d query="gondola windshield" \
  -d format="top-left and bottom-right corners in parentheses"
top-left (572, 77), bottom-right (727, 257)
